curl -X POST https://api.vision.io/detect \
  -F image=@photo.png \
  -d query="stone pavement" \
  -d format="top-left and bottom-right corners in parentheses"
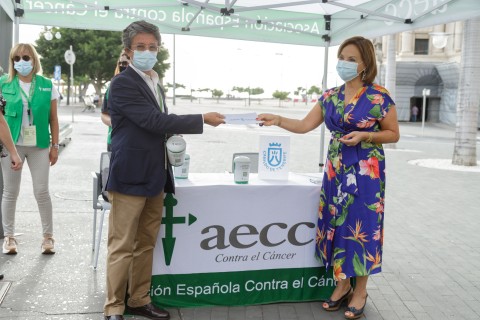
top-left (0, 99), bottom-right (479, 320)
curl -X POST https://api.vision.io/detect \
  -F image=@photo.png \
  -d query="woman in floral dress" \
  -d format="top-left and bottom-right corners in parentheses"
top-left (257, 36), bottom-right (399, 319)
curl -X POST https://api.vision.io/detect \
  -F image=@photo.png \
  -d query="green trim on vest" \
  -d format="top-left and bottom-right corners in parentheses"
top-left (0, 74), bottom-right (53, 148)
top-left (105, 87), bottom-right (112, 145)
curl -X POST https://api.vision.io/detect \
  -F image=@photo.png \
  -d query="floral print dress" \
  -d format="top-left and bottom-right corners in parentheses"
top-left (315, 83), bottom-right (394, 281)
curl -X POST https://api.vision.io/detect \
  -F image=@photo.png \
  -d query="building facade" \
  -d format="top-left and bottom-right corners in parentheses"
top-left (375, 21), bottom-right (479, 126)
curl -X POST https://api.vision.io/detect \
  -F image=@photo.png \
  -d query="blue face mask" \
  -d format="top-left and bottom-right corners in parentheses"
top-left (132, 50), bottom-right (157, 71)
top-left (14, 60), bottom-right (33, 77)
top-left (336, 60), bottom-right (362, 82)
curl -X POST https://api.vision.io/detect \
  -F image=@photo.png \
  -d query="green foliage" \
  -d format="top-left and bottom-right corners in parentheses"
top-left (232, 86), bottom-right (264, 106)
top-left (272, 90), bottom-right (290, 107)
top-left (211, 89), bottom-right (223, 98)
top-left (232, 86), bottom-right (264, 96)
top-left (155, 47), bottom-right (170, 79)
top-left (34, 27), bottom-right (170, 96)
top-left (294, 87), bottom-right (306, 96)
top-left (307, 85), bottom-right (321, 95)
top-left (272, 90), bottom-right (289, 100)
top-left (294, 86), bottom-right (320, 104)
top-left (164, 82), bottom-right (186, 92)
top-left (250, 87), bottom-right (264, 95)
top-left (166, 82), bottom-right (185, 88)
top-left (35, 27), bottom-right (122, 93)
top-left (232, 86), bottom-right (244, 93)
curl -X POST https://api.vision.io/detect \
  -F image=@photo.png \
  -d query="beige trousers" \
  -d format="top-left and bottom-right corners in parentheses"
top-left (103, 190), bottom-right (164, 316)
top-left (1, 146), bottom-right (52, 237)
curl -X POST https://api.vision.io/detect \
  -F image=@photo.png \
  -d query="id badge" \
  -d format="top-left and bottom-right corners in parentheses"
top-left (23, 125), bottom-right (37, 146)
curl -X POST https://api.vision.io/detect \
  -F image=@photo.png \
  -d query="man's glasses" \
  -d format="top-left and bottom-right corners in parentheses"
top-left (130, 45), bottom-right (159, 53)
top-left (13, 55), bottom-right (31, 62)
top-left (118, 61), bottom-right (129, 67)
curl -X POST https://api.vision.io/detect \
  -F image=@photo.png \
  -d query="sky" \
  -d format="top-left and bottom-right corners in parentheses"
top-left (19, 24), bottom-right (342, 98)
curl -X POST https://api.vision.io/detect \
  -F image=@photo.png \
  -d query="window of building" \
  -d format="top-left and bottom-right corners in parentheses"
top-left (415, 39), bottom-right (429, 55)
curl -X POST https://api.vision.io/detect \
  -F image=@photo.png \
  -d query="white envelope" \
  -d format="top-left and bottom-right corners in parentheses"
top-left (224, 113), bottom-right (258, 125)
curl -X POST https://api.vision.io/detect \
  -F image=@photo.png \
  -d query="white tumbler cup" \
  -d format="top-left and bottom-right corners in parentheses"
top-left (233, 156), bottom-right (251, 184)
top-left (166, 136), bottom-right (186, 167)
top-left (174, 154), bottom-right (190, 179)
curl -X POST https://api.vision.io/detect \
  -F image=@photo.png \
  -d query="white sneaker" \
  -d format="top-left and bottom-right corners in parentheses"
top-left (3, 236), bottom-right (18, 254)
top-left (41, 237), bottom-right (55, 254)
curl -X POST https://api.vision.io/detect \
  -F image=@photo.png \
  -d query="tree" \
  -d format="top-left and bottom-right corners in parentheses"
top-left (249, 87), bottom-right (264, 105)
top-left (190, 88), bottom-right (212, 103)
top-left (211, 89), bottom-right (223, 103)
top-left (294, 86), bottom-right (320, 104)
top-left (307, 85), bottom-right (321, 103)
top-left (196, 88), bottom-right (210, 103)
top-left (452, 17), bottom-right (480, 166)
top-left (294, 87), bottom-right (307, 104)
top-left (307, 85), bottom-right (321, 96)
top-left (232, 86), bottom-right (246, 102)
top-left (232, 86), bottom-right (264, 106)
top-left (35, 27), bottom-right (121, 100)
top-left (164, 82), bottom-right (186, 92)
top-left (272, 90), bottom-right (290, 107)
top-left (35, 27), bottom-right (170, 100)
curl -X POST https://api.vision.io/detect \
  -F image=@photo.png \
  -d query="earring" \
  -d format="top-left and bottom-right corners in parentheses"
top-left (362, 70), bottom-right (367, 81)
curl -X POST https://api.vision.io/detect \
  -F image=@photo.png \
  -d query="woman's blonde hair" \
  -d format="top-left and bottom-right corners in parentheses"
top-left (6, 43), bottom-right (43, 82)
top-left (114, 50), bottom-right (130, 75)
top-left (337, 36), bottom-right (377, 84)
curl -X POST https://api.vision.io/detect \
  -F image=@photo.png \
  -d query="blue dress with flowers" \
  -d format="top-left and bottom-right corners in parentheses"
top-left (315, 83), bottom-right (395, 280)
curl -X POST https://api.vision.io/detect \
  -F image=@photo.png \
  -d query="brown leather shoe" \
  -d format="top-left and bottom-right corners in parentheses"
top-left (104, 315), bottom-right (124, 320)
top-left (126, 303), bottom-right (170, 319)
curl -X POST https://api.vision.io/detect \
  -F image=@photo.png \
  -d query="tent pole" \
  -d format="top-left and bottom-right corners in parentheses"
top-left (173, 34), bottom-right (176, 106)
top-left (319, 41), bottom-right (330, 172)
top-left (14, 17), bottom-right (19, 44)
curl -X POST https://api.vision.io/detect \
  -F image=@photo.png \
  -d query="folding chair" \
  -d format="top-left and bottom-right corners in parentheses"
top-left (91, 152), bottom-right (111, 269)
top-left (232, 152), bottom-right (259, 173)
top-left (82, 95), bottom-right (96, 112)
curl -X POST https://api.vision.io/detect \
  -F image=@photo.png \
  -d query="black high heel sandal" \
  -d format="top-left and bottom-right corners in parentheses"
top-left (345, 293), bottom-right (368, 319)
top-left (322, 287), bottom-right (353, 311)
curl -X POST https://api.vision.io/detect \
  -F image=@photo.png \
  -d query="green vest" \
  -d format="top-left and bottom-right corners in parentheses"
top-left (0, 74), bottom-right (53, 148)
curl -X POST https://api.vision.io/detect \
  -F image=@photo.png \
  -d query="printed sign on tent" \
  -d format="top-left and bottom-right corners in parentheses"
top-left (258, 135), bottom-right (290, 180)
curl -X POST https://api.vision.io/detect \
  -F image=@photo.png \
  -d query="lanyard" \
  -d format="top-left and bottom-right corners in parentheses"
top-left (19, 76), bottom-right (36, 126)
top-left (156, 84), bottom-right (164, 113)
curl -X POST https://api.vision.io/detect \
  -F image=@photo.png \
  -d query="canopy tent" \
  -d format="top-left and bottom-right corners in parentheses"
top-left (2, 0), bottom-right (480, 47)
top-left (1, 0), bottom-right (480, 168)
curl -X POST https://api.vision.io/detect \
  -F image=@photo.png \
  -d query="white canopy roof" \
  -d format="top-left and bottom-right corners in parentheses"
top-left (2, 0), bottom-right (480, 46)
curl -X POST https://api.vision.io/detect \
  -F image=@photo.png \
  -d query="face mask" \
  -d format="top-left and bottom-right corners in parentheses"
top-left (14, 60), bottom-right (33, 77)
top-left (119, 66), bottom-right (127, 73)
top-left (336, 60), bottom-right (362, 82)
top-left (132, 50), bottom-right (157, 71)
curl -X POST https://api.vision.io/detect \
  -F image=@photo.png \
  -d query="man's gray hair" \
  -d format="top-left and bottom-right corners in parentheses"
top-left (122, 20), bottom-right (161, 49)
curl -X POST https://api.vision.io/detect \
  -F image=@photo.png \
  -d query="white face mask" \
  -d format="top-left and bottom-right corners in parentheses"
top-left (14, 60), bottom-right (33, 77)
top-left (336, 60), bottom-right (364, 82)
top-left (132, 50), bottom-right (157, 71)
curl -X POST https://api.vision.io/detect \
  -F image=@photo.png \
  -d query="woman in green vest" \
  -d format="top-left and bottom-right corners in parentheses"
top-left (0, 43), bottom-right (60, 255)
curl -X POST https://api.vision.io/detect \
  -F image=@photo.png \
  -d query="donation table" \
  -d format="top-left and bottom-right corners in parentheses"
top-left (151, 173), bottom-right (335, 308)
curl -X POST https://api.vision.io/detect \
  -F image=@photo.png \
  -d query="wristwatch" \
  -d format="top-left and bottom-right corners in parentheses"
top-left (52, 143), bottom-right (60, 149)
